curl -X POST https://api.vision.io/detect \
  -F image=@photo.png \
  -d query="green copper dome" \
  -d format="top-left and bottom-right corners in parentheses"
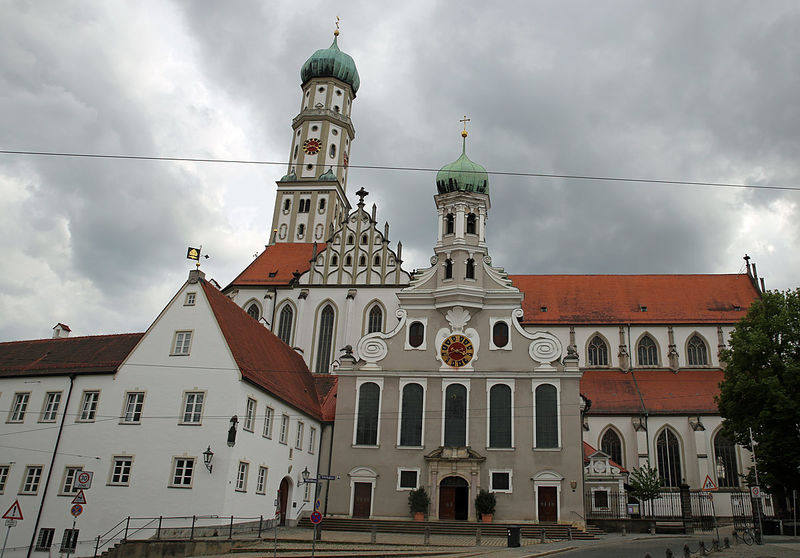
top-left (436, 137), bottom-right (489, 194)
top-left (300, 36), bottom-right (360, 94)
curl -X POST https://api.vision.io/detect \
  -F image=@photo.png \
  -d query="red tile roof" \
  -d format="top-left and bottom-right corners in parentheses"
top-left (227, 243), bottom-right (324, 288)
top-left (314, 374), bottom-right (338, 422)
top-left (200, 279), bottom-right (322, 420)
top-left (509, 274), bottom-right (759, 325)
top-left (0, 333), bottom-right (143, 378)
top-left (581, 369), bottom-right (722, 415)
top-left (583, 441), bottom-right (627, 472)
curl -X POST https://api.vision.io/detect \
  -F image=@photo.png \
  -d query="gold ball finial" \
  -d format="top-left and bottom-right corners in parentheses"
top-left (459, 115), bottom-right (471, 138)
top-left (334, 16), bottom-right (340, 36)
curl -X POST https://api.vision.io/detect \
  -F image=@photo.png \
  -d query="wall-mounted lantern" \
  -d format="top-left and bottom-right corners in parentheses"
top-left (203, 446), bottom-right (214, 473)
top-left (227, 415), bottom-right (239, 447)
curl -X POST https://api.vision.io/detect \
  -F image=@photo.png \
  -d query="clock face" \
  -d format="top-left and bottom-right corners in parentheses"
top-left (303, 138), bottom-right (322, 155)
top-left (440, 334), bottom-right (475, 367)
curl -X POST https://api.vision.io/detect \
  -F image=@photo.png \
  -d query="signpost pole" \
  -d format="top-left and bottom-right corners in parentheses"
top-left (0, 524), bottom-right (12, 558)
top-left (273, 499), bottom-right (279, 558)
top-left (65, 518), bottom-right (76, 558)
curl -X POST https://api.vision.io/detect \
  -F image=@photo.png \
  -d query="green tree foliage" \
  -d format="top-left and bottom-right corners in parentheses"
top-left (718, 288), bottom-right (800, 494)
top-left (408, 487), bottom-right (430, 514)
top-left (628, 463), bottom-right (662, 502)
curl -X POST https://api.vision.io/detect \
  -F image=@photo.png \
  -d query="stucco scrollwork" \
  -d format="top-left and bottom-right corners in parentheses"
top-left (356, 309), bottom-right (408, 370)
top-left (528, 331), bottom-right (562, 363)
top-left (430, 255), bottom-right (439, 266)
top-left (483, 255), bottom-right (492, 265)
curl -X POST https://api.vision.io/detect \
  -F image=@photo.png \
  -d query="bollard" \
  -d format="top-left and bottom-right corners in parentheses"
top-left (476, 526), bottom-right (481, 546)
top-left (666, 549), bottom-right (673, 558)
top-left (424, 526), bottom-right (430, 545)
top-left (683, 543), bottom-right (691, 558)
top-left (698, 540), bottom-right (705, 555)
top-left (258, 515), bottom-right (263, 539)
top-left (370, 525), bottom-right (377, 544)
top-left (621, 525), bottom-right (626, 537)
top-left (229, 515), bottom-right (234, 539)
top-left (723, 536), bottom-right (730, 548)
top-left (540, 528), bottom-right (546, 543)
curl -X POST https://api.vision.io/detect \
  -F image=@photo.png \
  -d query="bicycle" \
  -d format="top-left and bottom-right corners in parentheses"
top-left (735, 527), bottom-right (756, 545)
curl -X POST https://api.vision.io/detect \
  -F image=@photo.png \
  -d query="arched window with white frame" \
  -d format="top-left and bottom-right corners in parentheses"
top-left (276, 304), bottom-right (294, 345)
top-left (367, 304), bottom-right (383, 334)
top-left (600, 428), bottom-right (623, 466)
top-left (588, 335), bottom-right (609, 366)
top-left (489, 384), bottom-right (512, 448)
top-left (656, 428), bottom-right (682, 487)
top-left (314, 304), bottom-right (335, 373)
top-left (687, 334), bottom-right (709, 366)
top-left (355, 382), bottom-right (380, 446)
top-left (535, 384), bottom-right (558, 448)
top-left (637, 335), bottom-right (659, 366)
top-left (399, 383), bottom-right (423, 447)
top-left (444, 384), bottom-right (467, 447)
top-left (246, 303), bottom-right (260, 321)
top-left (713, 431), bottom-right (739, 488)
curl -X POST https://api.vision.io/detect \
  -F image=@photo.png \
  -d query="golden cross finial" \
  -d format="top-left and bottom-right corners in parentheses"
top-left (334, 16), bottom-right (340, 36)
top-left (460, 115), bottom-right (470, 138)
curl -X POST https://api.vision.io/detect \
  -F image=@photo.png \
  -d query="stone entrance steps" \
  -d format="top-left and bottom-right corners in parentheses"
top-left (297, 517), bottom-right (602, 540)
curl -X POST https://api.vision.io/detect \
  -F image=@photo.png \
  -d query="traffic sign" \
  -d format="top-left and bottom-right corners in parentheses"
top-left (310, 511), bottom-right (322, 524)
top-left (71, 490), bottom-right (87, 505)
top-left (4, 520), bottom-right (16, 527)
top-left (314, 499), bottom-right (321, 511)
top-left (2, 500), bottom-right (23, 521)
top-left (75, 471), bottom-right (93, 489)
top-left (750, 485), bottom-right (761, 498)
top-left (702, 475), bottom-right (718, 491)
top-left (70, 504), bottom-right (83, 517)
top-left (303, 478), bottom-right (318, 483)
top-left (318, 474), bottom-right (337, 480)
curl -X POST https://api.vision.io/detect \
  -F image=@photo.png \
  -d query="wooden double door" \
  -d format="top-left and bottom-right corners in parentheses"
top-left (439, 476), bottom-right (469, 520)
top-left (353, 482), bottom-right (372, 518)
top-left (538, 486), bottom-right (558, 522)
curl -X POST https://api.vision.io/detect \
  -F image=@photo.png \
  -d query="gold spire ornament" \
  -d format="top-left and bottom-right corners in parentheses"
top-left (334, 16), bottom-right (340, 36)
top-left (460, 115), bottom-right (470, 138)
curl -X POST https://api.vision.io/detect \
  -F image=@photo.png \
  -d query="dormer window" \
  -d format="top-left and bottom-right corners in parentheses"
top-left (540, 306), bottom-right (548, 312)
top-left (639, 305), bottom-right (648, 312)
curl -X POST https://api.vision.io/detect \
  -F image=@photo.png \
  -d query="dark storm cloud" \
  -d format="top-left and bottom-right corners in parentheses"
top-left (1, 0), bottom-right (799, 341)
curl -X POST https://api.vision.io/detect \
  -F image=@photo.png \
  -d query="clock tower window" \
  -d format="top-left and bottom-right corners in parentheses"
top-left (444, 259), bottom-right (453, 280)
top-left (466, 258), bottom-right (476, 280)
top-left (445, 214), bottom-right (455, 235)
top-left (466, 213), bottom-right (477, 234)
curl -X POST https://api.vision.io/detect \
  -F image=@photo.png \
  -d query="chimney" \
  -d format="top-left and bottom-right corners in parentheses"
top-left (188, 269), bottom-right (206, 284)
top-left (52, 323), bottom-right (71, 339)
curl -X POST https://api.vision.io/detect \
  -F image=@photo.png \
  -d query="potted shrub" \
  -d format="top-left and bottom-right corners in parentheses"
top-left (475, 489), bottom-right (496, 523)
top-left (408, 487), bottom-right (430, 521)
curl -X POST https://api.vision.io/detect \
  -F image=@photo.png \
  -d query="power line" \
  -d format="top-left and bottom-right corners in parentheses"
top-left (1, 149), bottom-right (797, 192)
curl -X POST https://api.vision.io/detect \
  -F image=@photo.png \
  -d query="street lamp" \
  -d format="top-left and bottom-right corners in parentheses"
top-left (203, 446), bottom-right (214, 473)
top-left (301, 466), bottom-right (310, 484)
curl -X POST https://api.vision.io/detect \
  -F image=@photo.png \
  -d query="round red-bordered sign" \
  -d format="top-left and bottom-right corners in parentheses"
top-left (310, 511), bottom-right (322, 524)
top-left (71, 504), bottom-right (83, 517)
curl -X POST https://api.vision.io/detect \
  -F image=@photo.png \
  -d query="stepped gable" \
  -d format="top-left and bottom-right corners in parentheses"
top-left (0, 333), bottom-right (143, 378)
top-left (313, 374), bottom-right (338, 422)
top-left (226, 243), bottom-right (324, 288)
top-left (583, 441), bottom-right (627, 472)
top-left (200, 279), bottom-right (321, 420)
top-left (510, 273), bottom-right (759, 325)
top-left (581, 369), bottom-right (723, 415)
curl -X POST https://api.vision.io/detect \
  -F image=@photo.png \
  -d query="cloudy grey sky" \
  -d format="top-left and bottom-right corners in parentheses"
top-left (1, 0), bottom-right (798, 341)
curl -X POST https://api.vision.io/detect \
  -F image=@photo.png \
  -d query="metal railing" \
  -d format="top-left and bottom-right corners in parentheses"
top-left (92, 514), bottom-right (276, 556)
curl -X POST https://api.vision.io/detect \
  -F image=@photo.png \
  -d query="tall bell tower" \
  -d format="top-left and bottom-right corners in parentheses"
top-left (270, 22), bottom-right (359, 244)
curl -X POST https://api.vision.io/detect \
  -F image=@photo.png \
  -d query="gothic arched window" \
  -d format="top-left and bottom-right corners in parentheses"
top-left (319, 198), bottom-right (326, 211)
top-left (445, 213), bottom-right (454, 234)
top-left (277, 305), bottom-right (293, 345)
top-left (535, 384), bottom-right (558, 448)
top-left (637, 335), bottom-right (658, 366)
top-left (355, 382), bottom-right (380, 445)
top-left (367, 305), bottom-right (382, 334)
top-left (601, 428), bottom-right (623, 466)
top-left (588, 336), bottom-right (609, 366)
top-left (361, 234), bottom-right (368, 245)
top-left (687, 335), bottom-right (709, 366)
top-left (656, 428), bottom-right (682, 487)
top-left (347, 235), bottom-right (354, 245)
top-left (466, 258), bottom-right (475, 280)
top-left (444, 259), bottom-right (453, 279)
top-left (359, 255), bottom-right (366, 267)
top-left (314, 305), bottom-right (335, 373)
top-left (373, 255), bottom-right (380, 266)
top-left (246, 303), bottom-right (260, 321)
top-left (466, 213), bottom-right (477, 234)
top-left (489, 384), bottom-right (512, 448)
top-left (331, 254), bottom-right (338, 266)
top-left (284, 198), bottom-right (291, 211)
top-left (444, 384), bottom-right (467, 447)
top-left (492, 321), bottom-right (509, 348)
top-left (713, 432), bottom-right (739, 488)
top-left (399, 383), bottom-right (423, 447)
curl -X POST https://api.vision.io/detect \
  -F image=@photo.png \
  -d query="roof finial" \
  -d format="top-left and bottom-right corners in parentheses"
top-left (334, 16), bottom-right (340, 36)
top-left (460, 115), bottom-right (470, 138)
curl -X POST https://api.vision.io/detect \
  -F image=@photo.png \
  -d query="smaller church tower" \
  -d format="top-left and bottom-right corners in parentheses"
top-left (270, 23), bottom-right (359, 244)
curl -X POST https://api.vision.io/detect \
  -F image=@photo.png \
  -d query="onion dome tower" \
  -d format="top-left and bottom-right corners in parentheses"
top-left (271, 21), bottom-right (359, 244)
top-left (436, 127), bottom-right (489, 194)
